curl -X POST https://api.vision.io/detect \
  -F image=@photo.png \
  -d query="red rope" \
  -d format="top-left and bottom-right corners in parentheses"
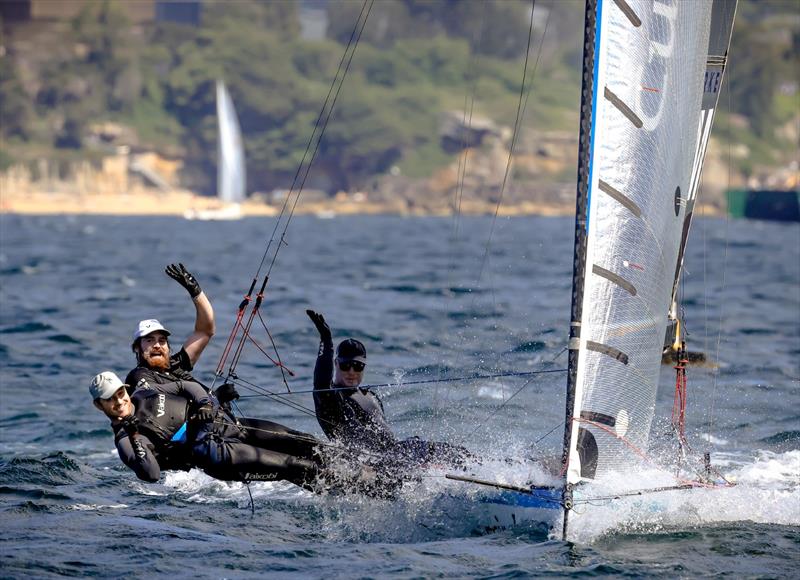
top-left (672, 342), bottom-right (689, 447)
top-left (236, 318), bottom-right (295, 377)
top-left (215, 298), bottom-right (249, 377)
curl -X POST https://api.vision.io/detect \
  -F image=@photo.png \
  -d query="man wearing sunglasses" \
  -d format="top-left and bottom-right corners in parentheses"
top-left (307, 310), bottom-right (394, 451)
top-left (307, 310), bottom-right (471, 474)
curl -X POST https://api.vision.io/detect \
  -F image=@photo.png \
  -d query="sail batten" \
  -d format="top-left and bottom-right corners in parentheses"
top-left (598, 180), bottom-right (642, 217)
top-left (604, 87), bottom-right (644, 128)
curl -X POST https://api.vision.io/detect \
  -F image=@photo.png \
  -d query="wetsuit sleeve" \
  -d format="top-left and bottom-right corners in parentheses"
top-left (311, 337), bottom-right (340, 440)
top-left (116, 432), bottom-right (161, 483)
top-left (178, 380), bottom-right (212, 407)
top-left (312, 338), bottom-right (334, 391)
top-left (172, 348), bottom-right (194, 372)
top-left (152, 379), bottom-right (212, 408)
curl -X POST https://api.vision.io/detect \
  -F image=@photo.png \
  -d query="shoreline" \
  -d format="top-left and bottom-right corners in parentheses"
top-left (0, 189), bottom-right (726, 218)
top-left (0, 189), bottom-right (576, 217)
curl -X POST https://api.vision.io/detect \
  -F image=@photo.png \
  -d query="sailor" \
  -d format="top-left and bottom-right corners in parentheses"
top-left (307, 310), bottom-right (471, 470)
top-left (125, 263), bottom-right (214, 391)
top-left (126, 263), bottom-right (328, 466)
top-left (90, 371), bottom-right (325, 489)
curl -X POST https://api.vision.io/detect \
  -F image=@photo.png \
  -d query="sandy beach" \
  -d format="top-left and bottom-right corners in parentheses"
top-left (0, 188), bottom-right (584, 218)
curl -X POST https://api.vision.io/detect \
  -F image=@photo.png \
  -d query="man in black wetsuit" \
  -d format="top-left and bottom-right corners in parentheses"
top-left (124, 263), bottom-right (214, 392)
top-left (90, 371), bottom-right (325, 488)
top-left (124, 264), bottom-right (308, 456)
top-left (306, 310), bottom-right (471, 471)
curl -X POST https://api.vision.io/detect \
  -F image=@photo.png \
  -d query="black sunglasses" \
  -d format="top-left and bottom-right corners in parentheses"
top-left (337, 360), bottom-right (365, 372)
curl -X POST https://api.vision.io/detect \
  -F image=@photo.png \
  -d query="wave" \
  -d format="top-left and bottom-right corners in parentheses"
top-left (759, 430), bottom-right (800, 450)
top-left (0, 322), bottom-right (53, 334)
top-left (0, 452), bottom-right (84, 487)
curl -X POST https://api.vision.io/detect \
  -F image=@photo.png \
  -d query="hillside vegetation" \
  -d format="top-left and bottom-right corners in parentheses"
top-left (0, 0), bottom-right (797, 198)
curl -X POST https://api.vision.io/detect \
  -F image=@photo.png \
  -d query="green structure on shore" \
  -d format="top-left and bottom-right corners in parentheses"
top-left (726, 189), bottom-right (800, 222)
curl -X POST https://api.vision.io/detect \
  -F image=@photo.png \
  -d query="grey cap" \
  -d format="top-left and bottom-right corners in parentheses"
top-left (90, 371), bottom-right (126, 400)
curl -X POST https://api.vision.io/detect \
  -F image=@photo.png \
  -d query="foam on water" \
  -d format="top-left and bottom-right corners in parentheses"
top-left (164, 449), bottom-right (798, 545)
top-left (564, 449), bottom-right (800, 543)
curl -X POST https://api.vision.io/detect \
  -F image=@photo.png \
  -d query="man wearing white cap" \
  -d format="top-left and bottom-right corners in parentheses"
top-left (90, 370), bottom-right (327, 488)
top-left (124, 263), bottom-right (215, 392)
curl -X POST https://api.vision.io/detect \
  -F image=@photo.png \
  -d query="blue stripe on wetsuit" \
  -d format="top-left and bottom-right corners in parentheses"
top-left (171, 422), bottom-right (188, 443)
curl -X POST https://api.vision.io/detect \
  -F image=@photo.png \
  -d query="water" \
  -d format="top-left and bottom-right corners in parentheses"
top-left (1, 214), bottom-right (798, 577)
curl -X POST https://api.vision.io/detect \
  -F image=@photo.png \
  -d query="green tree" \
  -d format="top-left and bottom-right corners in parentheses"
top-left (72, 0), bottom-right (140, 112)
top-left (728, 22), bottom-right (782, 137)
top-left (327, 0), bottom-right (533, 59)
top-left (0, 17), bottom-right (34, 145)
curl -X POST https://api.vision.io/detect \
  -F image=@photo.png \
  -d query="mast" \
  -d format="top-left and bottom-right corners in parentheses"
top-left (561, 0), bottom-right (598, 540)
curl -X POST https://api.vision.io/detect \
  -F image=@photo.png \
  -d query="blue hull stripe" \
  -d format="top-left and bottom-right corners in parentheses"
top-left (481, 488), bottom-right (563, 510)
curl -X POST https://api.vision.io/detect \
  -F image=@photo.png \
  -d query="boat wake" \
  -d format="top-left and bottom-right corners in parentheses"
top-left (564, 449), bottom-right (800, 543)
top-left (148, 450), bottom-right (798, 544)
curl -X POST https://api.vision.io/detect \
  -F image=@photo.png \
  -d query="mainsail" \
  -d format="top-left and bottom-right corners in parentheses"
top-left (562, 0), bottom-right (737, 492)
top-left (216, 80), bottom-right (246, 205)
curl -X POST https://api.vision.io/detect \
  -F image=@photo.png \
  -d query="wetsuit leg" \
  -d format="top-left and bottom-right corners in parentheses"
top-left (192, 434), bottom-right (321, 490)
top-left (237, 417), bottom-right (321, 462)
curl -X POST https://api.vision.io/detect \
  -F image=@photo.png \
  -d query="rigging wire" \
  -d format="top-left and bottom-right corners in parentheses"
top-left (265, 0), bottom-right (374, 282)
top-left (234, 367), bottom-right (568, 398)
top-left (461, 2), bottom-right (551, 412)
top-left (211, 0), bottom-right (561, 457)
top-left (706, 49), bottom-right (734, 440)
top-left (461, 374), bottom-right (539, 446)
top-left (256, 310), bottom-right (295, 390)
top-left (439, 0), bottom-right (488, 419)
top-left (253, 0), bottom-right (373, 282)
top-left (440, 0), bottom-right (552, 425)
top-left (473, 1), bottom-right (549, 292)
top-left (215, 0), bottom-right (374, 381)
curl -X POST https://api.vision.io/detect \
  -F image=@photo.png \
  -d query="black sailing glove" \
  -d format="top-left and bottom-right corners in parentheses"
top-left (165, 263), bottom-right (202, 298)
top-left (306, 310), bottom-right (332, 344)
top-left (214, 383), bottom-right (240, 405)
top-left (190, 403), bottom-right (215, 423)
top-left (121, 415), bottom-right (139, 437)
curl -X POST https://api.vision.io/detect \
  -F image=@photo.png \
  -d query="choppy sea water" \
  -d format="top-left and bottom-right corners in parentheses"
top-left (0, 214), bottom-right (798, 578)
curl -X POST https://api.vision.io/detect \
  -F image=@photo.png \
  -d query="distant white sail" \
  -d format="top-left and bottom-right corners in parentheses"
top-left (565, 0), bottom-right (717, 484)
top-left (216, 80), bottom-right (246, 205)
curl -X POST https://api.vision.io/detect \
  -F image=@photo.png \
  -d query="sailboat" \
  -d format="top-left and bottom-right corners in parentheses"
top-left (184, 80), bottom-right (246, 220)
top-left (445, 0), bottom-right (738, 540)
top-left (206, 0), bottom-right (738, 540)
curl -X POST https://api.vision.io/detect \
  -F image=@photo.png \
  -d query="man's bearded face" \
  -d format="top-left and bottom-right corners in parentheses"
top-left (139, 332), bottom-right (170, 370)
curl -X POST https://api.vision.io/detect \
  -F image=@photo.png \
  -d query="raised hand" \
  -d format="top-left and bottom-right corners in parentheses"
top-left (306, 309), bottom-right (331, 342)
top-left (165, 263), bottom-right (202, 298)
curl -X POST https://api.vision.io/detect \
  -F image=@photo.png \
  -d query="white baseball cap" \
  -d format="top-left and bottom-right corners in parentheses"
top-left (90, 371), bottom-right (126, 400)
top-left (133, 319), bottom-right (171, 341)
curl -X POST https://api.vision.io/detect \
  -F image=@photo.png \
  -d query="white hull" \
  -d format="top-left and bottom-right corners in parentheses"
top-left (183, 203), bottom-right (242, 221)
